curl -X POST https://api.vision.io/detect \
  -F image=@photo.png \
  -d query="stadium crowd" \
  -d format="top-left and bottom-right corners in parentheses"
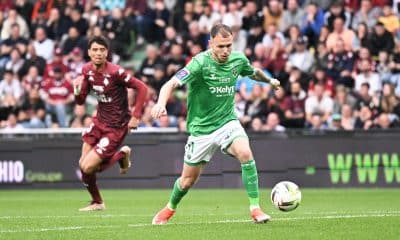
top-left (0, 0), bottom-right (400, 132)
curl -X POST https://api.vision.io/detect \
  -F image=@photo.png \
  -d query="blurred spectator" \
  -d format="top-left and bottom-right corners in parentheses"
top-left (0, 70), bottom-right (23, 122)
top-left (0, 0), bottom-right (14, 12)
top-left (288, 36), bottom-right (314, 73)
top-left (198, 4), bottom-right (222, 33)
top-left (184, 21), bottom-right (208, 51)
top-left (308, 113), bottom-right (328, 131)
top-left (69, 104), bottom-right (90, 128)
top-left (326, 17), bottom-right (355, 52)
top-left (138, 44), bottom-right (164, 83)
top-left (0, 9), bottom-right (30, 40)
top-left (280, 0), bottom-right (304, 33)
top-left (61, 26), bottom-right (87, 55)
top-left (326, 38), bottom-right (354, 88)
top-left (354, 82), bottom-right (377, 110)
top-left (20, 88), bottom-right (46, 128)
top-left (352, 23), bottom-right (372, 51)
top-left (389, 42), bottom-right (400, 96)
top-left (262, 23), bottom-right (286, 49)
top-left (305, 83), bottom-right (334, 124)
top-left (65, 47), bottom-right (85, 80)
top-left (262, 0), bottom-right (283, 30)
top-left (66, 7), bottom-right (88, 37)
top-left (241, 83), bottom-right (269, 128)
top-left (236, 61), bottom-right (270, 101)
top-left (148, 64), bottom-right (168, 95)
top-left (43, 47), bottom-right (69, 79)
top-left (46, 8), bottom-right (69, 41)
top-left (378, 4), bottom-right (400, 34)
top-left (302, 0), bottom-right (331, 11)
top-left (308, 68), bottom-right (335, 97)
top-left (313, 41), bottom-right (330, 71)
top-left (250, 117), bottom-right (263, 132)
top-left (263, 112), bottom-right (286, 132)
top-left (263, 37), bottom-right (288, 77)
top-left (370, 22), bottom-right (395, 57)
top-left (40, 66), bottom-right (74, 127)
top-left (21, 65), bottom-right (42, 92)
top-left (33, 27), bottom-right (55, 62)
top-left (103, 8), bottom-right (131, 60)
top-left (145, 0), bottom-right (169, 43)
top-left (371, 112), bottom-right (398, 129)
top-left (19, 43), bottom-right (46, 78)
top-left (242, 1), bottom-right (263, 32)
top-left (327, 113), bottom-right (344, 131)
top-left (284, 24), bottom-right (302, 54)
top-left (340, 104), bottom-right (356, 130)
top-left (354, 105), bottom-right (374, 130)
top-left (160, 26), bottom-right (184, 56)
top-left (377, 82), bottom-right (400, 116)
top-left (332, 84), bottom-right (357, 114)
top-left (5, 47), bottom-right (25, 75)
top-left (2, 112), bottom-right (24, 130)
top-left (232, 25), bottom-right (247, 52)
top-left (324, 1), bottom-right (351, 32)
top-left (354, 59), bottom-right (382, 96)
top-left (351, 0), bottom-right (382, 30)
top-left (222, 1), bottom-right (242, 28)
top-left (0, 23), bottom-right (28, 68)
top-left (300, 2), bottom-right (324, 47)
top-left (165, 44), bottom-right (186, 78)
top-left (15, 0), bottom-right (33, 29)
top-left (283, 81), bottom-right (306, 128)
top-left (244, 22), bottom-right (265, 57)
top-left (376, 50), bottom-right (392, 83)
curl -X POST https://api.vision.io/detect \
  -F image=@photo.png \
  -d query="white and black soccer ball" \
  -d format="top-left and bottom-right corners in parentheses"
top-left (271, 181), bottom-right (302, 212)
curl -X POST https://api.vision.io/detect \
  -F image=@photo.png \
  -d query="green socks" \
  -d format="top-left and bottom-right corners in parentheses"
top-left (167, 178), bottom-right (188, 210)
top-left (241, 160), bottom-right (260, 209)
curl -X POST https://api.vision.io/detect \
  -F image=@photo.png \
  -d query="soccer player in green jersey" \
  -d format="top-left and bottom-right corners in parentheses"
top-left (151, 23), bottom-right (281, 224)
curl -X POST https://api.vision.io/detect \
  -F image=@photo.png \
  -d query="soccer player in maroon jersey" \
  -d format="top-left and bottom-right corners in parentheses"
top-left (73, 36), bottom-right (148, 211)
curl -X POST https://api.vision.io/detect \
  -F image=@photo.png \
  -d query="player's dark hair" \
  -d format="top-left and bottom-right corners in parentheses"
top-left (88, 36), bottom-right (109, 49)
top-left (210, 23), bottom-right (232, 38)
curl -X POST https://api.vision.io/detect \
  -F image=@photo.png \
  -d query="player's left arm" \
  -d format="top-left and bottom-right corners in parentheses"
top-left (118, 68), bottom-right (148, 129)
top-left (250, 68), bottom-right (280, 90)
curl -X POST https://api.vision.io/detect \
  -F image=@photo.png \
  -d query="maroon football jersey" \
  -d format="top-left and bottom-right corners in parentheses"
top-left (76, 62), bottom-right (147, 127)
top-left (41, 78), bottom-right (73, 101)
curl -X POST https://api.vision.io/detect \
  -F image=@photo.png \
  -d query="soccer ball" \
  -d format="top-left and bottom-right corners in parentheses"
top-left (271, 181), bottom-right (302, 212)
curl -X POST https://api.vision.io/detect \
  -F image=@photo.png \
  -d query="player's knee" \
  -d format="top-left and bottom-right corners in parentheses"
top-left (80, 162), bottom-right (95, 174)
top-left (180, 177), bottom-right (196, 190)
top-left (235, 149), bottom-right (253, 161)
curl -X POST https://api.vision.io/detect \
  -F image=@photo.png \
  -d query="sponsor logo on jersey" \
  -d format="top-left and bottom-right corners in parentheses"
top-left (209, 86), bottom-right (235, 96)
top-left (104, 78), bottom-right (109, 86)
top-left (175, 69), bottom-right (190, 81)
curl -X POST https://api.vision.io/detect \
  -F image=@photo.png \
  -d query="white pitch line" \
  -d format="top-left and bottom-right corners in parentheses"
top-left (1, 212), bottom-right (399, 233)
top-left (1, 210), bottom-right (400, 220)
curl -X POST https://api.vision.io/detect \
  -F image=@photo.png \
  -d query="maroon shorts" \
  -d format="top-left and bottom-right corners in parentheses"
top-left (82, 119), bottom-right (129, 160)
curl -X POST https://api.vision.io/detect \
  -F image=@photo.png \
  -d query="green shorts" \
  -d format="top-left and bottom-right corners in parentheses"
top-left (184, 120), bottom-right (248, 166)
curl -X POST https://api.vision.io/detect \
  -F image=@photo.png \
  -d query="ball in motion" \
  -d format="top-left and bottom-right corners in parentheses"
top-left (271, 181), bottom-right (302, 212)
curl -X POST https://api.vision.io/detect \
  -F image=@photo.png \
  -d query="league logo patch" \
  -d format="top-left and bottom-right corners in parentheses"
top-left (175, 69), bottom-right (190, 81)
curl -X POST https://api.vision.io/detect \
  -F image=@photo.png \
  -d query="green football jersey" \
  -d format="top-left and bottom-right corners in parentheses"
top-left (174, 50), bottom-right (255, 136)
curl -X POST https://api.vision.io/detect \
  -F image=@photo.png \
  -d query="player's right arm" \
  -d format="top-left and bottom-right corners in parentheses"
top-left (151, 57), bottom-right (201, 119)
top-left (73, 75), bottom-right (90, 105)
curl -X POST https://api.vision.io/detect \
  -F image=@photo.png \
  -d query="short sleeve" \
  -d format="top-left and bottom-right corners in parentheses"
top-left (174, 58), bottom-right (202, 85)
top-left (239, 54), bottom-right (255, 77)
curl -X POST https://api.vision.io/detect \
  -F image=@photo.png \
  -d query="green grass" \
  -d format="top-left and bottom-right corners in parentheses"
top-left (0, 189), bottom-right (399, 240)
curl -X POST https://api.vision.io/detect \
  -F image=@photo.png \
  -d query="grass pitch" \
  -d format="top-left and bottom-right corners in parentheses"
top-left (0, 189), bottom-right (399, 240)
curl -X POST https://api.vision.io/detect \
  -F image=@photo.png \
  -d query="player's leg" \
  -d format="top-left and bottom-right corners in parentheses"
top-left (152, 164), bottom-right (204, 225)
top-left (219, 120), bottom-right (270, 223)
top-left (97, 126), bottom-right (131, 174)
top-left (227, 137), bottom-right (270, 223)
top-left (79, 146), bottom-right (105, 211)
top-left (152, 135), bottom-right (215, 225)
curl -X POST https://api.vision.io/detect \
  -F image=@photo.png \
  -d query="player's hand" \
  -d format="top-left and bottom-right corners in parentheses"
top-left (73, 75), bottom-right (84, 95)
top-left (128, 116), bottom-right (140, 130)
top-left (151, 104), bottom-right (167, 119)
top-left (270, 78), bottom-right (281, 90)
